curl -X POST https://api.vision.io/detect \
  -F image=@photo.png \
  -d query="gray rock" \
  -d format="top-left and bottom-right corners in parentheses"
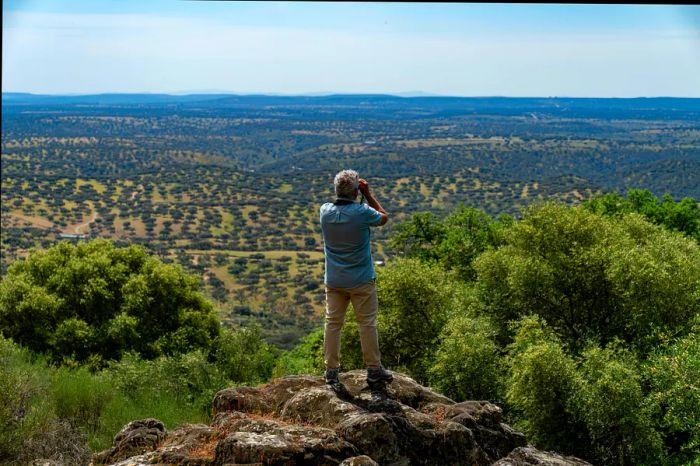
top-left (493, 446), bottom-right (594, 466)
top-left (92, 418), bottom-right (166, 465)
top-left (93, 372), bottom-right (590, 466)
top-left (339, 455), bottom-right (379, 466)
top-left (213, 417), bottom-right (357, 465)
top-left (212, 386), bottom-right (273, 415)
top-left (421, 401), bottom-right (527, 461)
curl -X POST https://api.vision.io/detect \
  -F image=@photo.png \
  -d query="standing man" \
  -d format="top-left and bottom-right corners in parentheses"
top-left (319, 169), bottom-right (393, 387)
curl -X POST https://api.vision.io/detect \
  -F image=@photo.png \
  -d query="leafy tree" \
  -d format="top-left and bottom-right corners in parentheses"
top-left (644, 322), bottom-right (700, 464)
top-left (505, 316), bottom-right (585, 454)
top-left (572, 343), bottom-right (664, 465)
top-left (436, 207), bottom-right (510, 281)
top-left (473, 203), bottom-right (700, 353)
top-left (390, 206), bottom-right (508, 281)
top-left (428, 313), bottom-right (505, 403)
top-left (584, 188), bottom-right (700, 242)
top-left (390, 211), bottom-right (445, 262)
top-left (0, 240), bottom-right (220, 365)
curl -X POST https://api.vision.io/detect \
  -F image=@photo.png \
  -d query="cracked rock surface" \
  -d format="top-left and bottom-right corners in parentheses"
top-left (91, 370), bottom-right (591, 466)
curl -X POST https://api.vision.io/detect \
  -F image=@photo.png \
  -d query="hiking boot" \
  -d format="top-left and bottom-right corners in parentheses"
top-left (367, 365), bottom-right (393, 384)
top-left (325, 367), bottom-right (340, 385)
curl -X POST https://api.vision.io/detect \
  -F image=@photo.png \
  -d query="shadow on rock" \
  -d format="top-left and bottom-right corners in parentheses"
top-left (92, 370), bottom-right (592, 466)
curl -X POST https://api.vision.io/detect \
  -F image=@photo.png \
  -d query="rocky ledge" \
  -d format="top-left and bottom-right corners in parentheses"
top-left (91, 370), bottom-right (591, 466)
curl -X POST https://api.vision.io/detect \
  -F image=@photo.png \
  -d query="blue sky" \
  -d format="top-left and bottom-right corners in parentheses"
top-left (3, 1), bottom-right (700, 97)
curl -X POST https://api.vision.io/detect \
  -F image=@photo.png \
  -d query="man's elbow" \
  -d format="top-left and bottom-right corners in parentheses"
top-left (378, 213), bottom-right (389, 226)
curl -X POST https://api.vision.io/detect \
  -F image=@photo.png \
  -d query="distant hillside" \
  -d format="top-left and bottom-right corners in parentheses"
top-left (2, 93), bottom-right (699, 344)
top-left (4, 92), bottom-right (700, 120)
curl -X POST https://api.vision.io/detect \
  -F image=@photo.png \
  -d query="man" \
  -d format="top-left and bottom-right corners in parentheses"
top-left (319, 169), bottom-right (393, 387)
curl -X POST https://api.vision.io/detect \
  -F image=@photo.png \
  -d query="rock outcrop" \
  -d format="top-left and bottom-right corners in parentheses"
top-left (92, 370), bottom-right (591, 466)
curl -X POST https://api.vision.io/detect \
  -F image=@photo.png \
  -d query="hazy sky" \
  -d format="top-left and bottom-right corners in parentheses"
top-left (3, 1), bottom-right (700, 97)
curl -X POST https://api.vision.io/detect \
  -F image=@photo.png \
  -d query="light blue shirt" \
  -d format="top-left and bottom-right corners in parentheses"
top-left (320, 199), bottom-right (383, 288)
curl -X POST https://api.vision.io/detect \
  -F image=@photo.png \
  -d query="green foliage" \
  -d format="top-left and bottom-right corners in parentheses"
top-left (505, 316), bottom-right (585, 454)
top-left (273, 327), bottom-right (325, 376)
top-left (376, 258), bottom-right (465, 383)
top-left (390, 211), bottom-right (446, 262)
top-left (473, 203), bottom-right (700, 353)
top-left (428, 313), bottom-right (505, 403)
top-left (0, 337), bottom-right (90, 464)
top-left (337, 258), bottom-right (464, 382)
top-left (506, 318), bottom-right (667, 464)
top-left (50, 366), bottom-right (114, 435)
top-left (585, 188), bottom-right (700, 242)
top-left (572, 343), bottom-right (664, 465)
top-left (390, 206), bottom-right (507, 281)
top-left (645, 324), bottom-right (700, 464)
top-left (108, 351), bottom-right (227, 414)
top-left (211, 326), bottom-right (277, 384)
top-left (0, 239), bottom-right (221, 364)
top-left (317, 201), bottom-right (700, 465)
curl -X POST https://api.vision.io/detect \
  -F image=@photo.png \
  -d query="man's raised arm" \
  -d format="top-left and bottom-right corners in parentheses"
top-left (359, 179), bottom-right (389, 226)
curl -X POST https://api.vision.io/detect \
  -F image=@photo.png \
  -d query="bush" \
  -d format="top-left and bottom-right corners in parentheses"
top-left (273, 328), bottom-right (324, 377)
top-left (473, 203), bottom-right (700, 353)
top-left (211, 326), bottom-right (277, 384)
top-left (572, 344), bottom-right (664, 465)
top-left (0, 337), bottom-right (90, 465)
top-left (0, 239), bottom-right (221, 364)
top-left (428, 313), bottom-right (505, 403)
top-left (645, 324), bottom-right (700, 465)
top-left (505, 316), bottom-right (585, 454)
top-left (339, 258), bottom-right (465, 382)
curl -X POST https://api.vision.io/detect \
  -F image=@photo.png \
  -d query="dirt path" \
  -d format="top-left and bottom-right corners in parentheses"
top-left (71, 212), bottom-right (99, 234)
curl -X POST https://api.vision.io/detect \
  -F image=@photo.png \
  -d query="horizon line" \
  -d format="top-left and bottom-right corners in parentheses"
top-left (3, 91), bottom-right (700, 99)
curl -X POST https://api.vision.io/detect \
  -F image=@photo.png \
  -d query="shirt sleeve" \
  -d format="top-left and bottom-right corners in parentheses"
top-left (362, 205), bottom-right (383, 226)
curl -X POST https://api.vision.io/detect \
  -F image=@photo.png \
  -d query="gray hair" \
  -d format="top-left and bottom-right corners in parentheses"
top-left (334, 169), bottom-right (359, 198)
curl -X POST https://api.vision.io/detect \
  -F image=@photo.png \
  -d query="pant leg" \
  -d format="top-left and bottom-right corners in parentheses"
top-left (349, 280), bottom-right (381, 369)
top-left (324, 286), bottom-right (350, 369)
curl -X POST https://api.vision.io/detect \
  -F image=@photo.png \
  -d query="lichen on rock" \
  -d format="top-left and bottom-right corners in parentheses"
top-left (92, 370), bottom-right (591, 466)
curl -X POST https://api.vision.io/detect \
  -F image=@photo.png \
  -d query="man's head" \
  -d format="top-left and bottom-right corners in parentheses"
top-left (334, 169), bottom-right (359, 199)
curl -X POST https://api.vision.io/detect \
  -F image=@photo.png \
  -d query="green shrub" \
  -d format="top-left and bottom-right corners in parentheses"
top-left (429, 314), bottom-right (505, 403)
top-left (0, 239), bottom-right (220, 365)
top-left (505, 316), bottom-right (585, 454)
top-left (212, 326), bottom-right (277, 384)
top-left (473, 203), bottom-right (700, 353)
top-left (572, 343), bottom-right (664, 465)
top-left (50, 366), bottom-right (114, 434)
top-left (645, 325), bottom-right (700, 465)
top-left (337, 258), bottom-right (465, 382)
top-left (273, 327), bottom-right (324, 376)
top-left (0, 337), bottom-right (90, 464)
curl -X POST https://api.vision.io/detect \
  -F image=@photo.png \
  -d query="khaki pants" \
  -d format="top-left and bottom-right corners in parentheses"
top-left (324, 279), bottom-right (381, 369)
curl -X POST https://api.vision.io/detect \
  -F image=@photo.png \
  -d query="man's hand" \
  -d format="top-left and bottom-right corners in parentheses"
top-left (358, 179), bottom-right (370, 196)
top-left (358, 178), bottom-right (389, 226)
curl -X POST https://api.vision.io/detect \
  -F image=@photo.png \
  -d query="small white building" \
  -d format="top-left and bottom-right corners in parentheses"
top-left (58, 233), bottom-right (89, 240)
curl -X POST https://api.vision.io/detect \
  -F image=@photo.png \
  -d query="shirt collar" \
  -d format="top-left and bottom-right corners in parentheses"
top-left (334, 197), bottom-right (355, 205)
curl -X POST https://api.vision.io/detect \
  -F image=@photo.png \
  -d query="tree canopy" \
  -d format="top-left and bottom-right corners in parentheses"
top-left (0, 239), bottom-right (220, 365)
top-left (334, 196), bottom-right (700, 465)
